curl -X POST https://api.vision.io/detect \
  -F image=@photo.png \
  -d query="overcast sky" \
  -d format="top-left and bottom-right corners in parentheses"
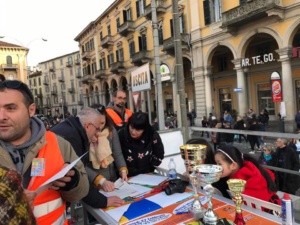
top-left (0, 0), bottom-right (115, 67)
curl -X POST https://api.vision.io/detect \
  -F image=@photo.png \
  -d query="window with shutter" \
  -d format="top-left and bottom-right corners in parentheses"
top-left (136, 1), bottom-right (140, 18)
top-left (203, 0), bottom-right (211, 25)
top-left (170, 19), bottom-right (174, 36)
top-left (158, 28), bottom-right (164, 45)
top-left (116, 50), bottom-right (119, 62)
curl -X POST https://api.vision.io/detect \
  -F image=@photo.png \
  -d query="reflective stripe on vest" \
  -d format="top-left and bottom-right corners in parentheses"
top-left (28, 131), bottom-right (67, 225)
top-left (106, 108), bottom-right (132, 127)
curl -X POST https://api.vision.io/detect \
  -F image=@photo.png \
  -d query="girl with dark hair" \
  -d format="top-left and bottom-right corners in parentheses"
top-left (89, 104), bottom-right (128, 192)
top-left (214, 145), bottom-right (280, 205)
top-left (186, 138), bottom-right (230, 198)
top-left (118, 112), bottom-right (165, 177)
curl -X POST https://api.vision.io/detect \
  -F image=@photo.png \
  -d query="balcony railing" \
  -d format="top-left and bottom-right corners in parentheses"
top-left (43, 79), bottom-right (49, 85)
top-left (101, 35), bottom-right (113, 48)
top-left (58, 76), bottom-right (65, 82)
top-left (49, 66), bottom-right (55, 72)
top-left (76, 72), bottom-right (82, 79)
top-left (119, 21), bottom-right (135, 36)
top-left (110, 61), bottom-right (125, 74)
top-left (0, 64), bottom-right (18, 70)
top-left (82, 74), bottom-right (93, 84)
top-left (68, 87), bottom-right (75, 93)
top-left (95, 69), bottom-right (107, 79)
top-left (66, 62), bottom-right (73, 67)
top-left (75, 59), bottom-right (80, 65)
top-left (51, 90), bottom-right (57, 95)
top-left (131, 50), bottom-right (152, 66)
top-left (221, 0), bottom-right (282, 29)
top-left (162, 34), bottom-right (189, 55)
top-left (78, 100), bottom-right (84, 105)
top-left (144, 0), bottom-right (167, 20)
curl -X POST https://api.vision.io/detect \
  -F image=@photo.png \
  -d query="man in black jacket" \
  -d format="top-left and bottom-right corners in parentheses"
top-left (51, 108), bottom-right (124, 210)
top-left (275, 138), bottom-right (300, 195)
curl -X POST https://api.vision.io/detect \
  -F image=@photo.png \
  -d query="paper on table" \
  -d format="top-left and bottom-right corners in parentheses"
top-left (128, 174), bottom-right (167, 186)
top-left (35, 151), bottom-right (88, 195)
top-left (100, 182), bottom-right (141, 199)
top-left (146, 191), bottom-right (193, 207)
top-left (106, 204), bottom-right (130, 222)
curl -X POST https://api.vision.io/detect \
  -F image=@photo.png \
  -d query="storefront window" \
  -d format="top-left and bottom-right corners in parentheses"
top-left (257, 83), bottom-right (275, 120)
top-left (296, 80), bottom-right (300, 112)
top-left (219, 88), bottom-right (232, 115)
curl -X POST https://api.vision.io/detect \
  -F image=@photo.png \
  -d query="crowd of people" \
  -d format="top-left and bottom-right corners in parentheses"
top-left (0, 80), bottom-right (165, 224)
top-left (1, 78), bottom-right (300, 224)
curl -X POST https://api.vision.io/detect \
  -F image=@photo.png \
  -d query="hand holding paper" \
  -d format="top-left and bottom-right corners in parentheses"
top-left (35, 152), bottom-right (88, 195)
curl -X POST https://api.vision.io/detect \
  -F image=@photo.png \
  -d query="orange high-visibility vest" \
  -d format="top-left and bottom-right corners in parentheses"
top-left (106, 108), bottom-right (132, 127)
top-left (28, 131), bottom-right (67, 225)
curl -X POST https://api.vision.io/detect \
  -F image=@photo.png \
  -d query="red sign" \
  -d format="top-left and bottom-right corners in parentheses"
top-left (132, 92), bottom-right (140, 109)
top-left (271, 79), bottom-right (282, 102)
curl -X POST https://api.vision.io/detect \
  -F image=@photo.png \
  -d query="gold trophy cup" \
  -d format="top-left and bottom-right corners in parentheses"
top-left (180, 144), bottom-right (207, 220)
top-left (194, 164), bottom-right (223, 225)
top-left (227, 179), bottom-right (247, 225)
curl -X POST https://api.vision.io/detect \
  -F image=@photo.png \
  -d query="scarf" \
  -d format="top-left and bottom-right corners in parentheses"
top-left (264, 153), bottom-right (272, 162)
top-left (89, 128), bottom-right (114, 169)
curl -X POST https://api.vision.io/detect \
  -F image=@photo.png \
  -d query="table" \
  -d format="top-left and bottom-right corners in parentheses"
top-left (81, 185), bottom-right (298, 225)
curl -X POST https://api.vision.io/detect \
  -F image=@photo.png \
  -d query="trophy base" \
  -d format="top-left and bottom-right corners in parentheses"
top-left (203, 209), bottom-right (219, 225)
top-left (189, 207), bottom-right (204, 221)
top-left (199, 218), bottom-right (234, 225)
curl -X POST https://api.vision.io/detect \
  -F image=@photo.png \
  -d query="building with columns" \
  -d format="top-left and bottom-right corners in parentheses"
top-left (74, 0), bottom-right (194, 120)
top-left (73, 0), bottom-right (300, 131)
top-left (190, 0), bottom-right (300, 132)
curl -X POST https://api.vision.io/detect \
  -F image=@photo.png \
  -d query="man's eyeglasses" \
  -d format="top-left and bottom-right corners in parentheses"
top-left (89, 123), bottom-right (101, 132)
top-left (0, 80), bottom-right (34, 104)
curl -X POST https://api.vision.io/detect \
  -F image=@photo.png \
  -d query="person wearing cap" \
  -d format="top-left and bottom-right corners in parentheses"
top-left (0, 80), bottom-right (89, 225)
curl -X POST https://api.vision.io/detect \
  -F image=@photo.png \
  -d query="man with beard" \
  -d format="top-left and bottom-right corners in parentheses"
top-left (106, 90), bottom-right (133, 131)
top-left (0, 80), bottom-right (89, 224)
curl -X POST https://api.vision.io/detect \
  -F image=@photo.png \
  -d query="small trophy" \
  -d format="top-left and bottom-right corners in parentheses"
top-left (227, 179), bottom-right (247, 225)
top-left (180, 144), bottom-right (207, 220)
top-left (194, 164), bottom-right (223, 225)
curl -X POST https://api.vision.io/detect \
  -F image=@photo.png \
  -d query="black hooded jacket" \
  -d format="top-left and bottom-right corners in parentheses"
top-left (50, 116), bottom-right (108, 208)
top-left (118, 125), bottom-right (164, 177)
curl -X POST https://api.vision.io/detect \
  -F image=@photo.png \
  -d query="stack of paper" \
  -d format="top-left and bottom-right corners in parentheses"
top-left (128, 174), bottom-right (168, 186)
top-left (100, 178), bottom-right (152, 199)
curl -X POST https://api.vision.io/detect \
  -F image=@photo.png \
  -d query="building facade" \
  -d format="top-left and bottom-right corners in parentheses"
top-left (31, 51), bottom-right (84, 117)
top-left (191, 0), bottom-right (300, 132)
top-left (0, 41), bottom-right (28, 83)
top-left (74, 0), bottom-right (195, 120)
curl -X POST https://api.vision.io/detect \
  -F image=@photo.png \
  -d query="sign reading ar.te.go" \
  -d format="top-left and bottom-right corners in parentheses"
top-left (131, 63), bottom-right (151, 92)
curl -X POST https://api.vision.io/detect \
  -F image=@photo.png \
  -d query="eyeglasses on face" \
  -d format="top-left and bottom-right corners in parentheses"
top-left (0, 80), bottom-right (34, 103)
top-left (89, 123), bottom-right (101, 132)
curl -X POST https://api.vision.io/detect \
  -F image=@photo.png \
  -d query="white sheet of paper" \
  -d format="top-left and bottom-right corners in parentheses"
top-left (105, 204), bottom-right (130, 222)
top-left (100, 182), bottom-right (140, 199)
top-left (100, 179), bottom-right (153, 199)
top-left (35, 151), bottom-right (88, 195)
top-left (146, 191), bottom-right (193, 207)
top-left (128, 174), bottom-right (167, 186)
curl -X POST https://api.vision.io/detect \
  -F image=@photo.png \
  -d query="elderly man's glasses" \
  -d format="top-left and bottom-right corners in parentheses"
top-left (89, 123), bottom-right (101, 132)
top-left (0, 80), bottom-right (34, 103)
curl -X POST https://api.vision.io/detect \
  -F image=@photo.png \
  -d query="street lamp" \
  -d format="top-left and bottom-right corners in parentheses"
top-left (0, 36), bottom-right (47, 83)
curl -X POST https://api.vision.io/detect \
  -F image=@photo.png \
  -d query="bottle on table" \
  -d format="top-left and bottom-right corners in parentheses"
top-left (282, 193), bottom-right (294, 225)
top-left (168, 158), bottom-right (177, 179)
